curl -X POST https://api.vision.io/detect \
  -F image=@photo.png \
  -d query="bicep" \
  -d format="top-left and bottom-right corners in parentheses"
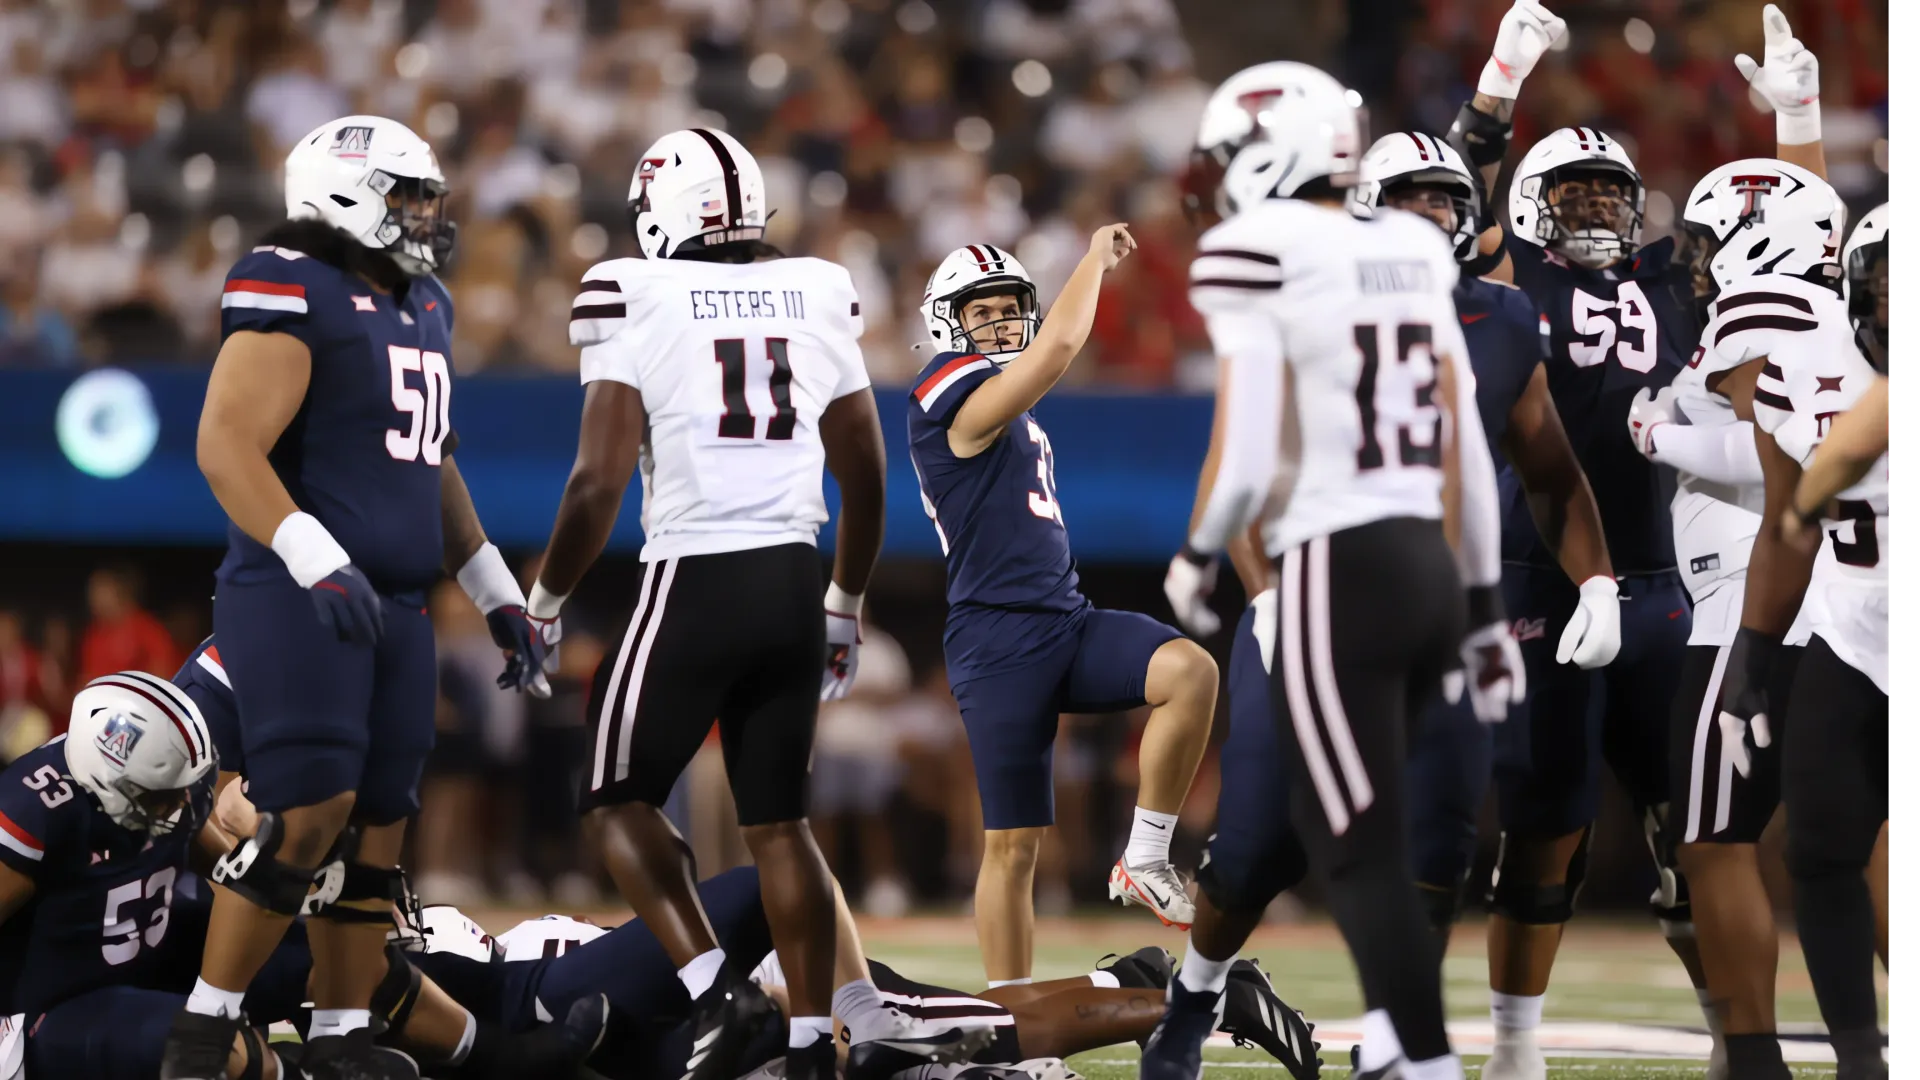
top-left (1501, 363), bottom-right (1571, 472)
top-left (1708, 357), bottom-right (1764, 422)
top-left (201, 331), bottom-right (312, 454)
top-left (1755, 423), bottom-right (1803, 512)
top-left (575, 380), bottom-right (646, 481)
top-left (821, 387), bottom-right (885, 483)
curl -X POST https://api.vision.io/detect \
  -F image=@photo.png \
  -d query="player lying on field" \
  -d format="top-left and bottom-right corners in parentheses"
top-left (0, 674), bottom-right (602, 1080)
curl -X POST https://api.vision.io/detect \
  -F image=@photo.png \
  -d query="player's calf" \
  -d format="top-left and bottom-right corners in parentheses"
top-left (1115, 639), bottom-right (1217, 931)
top-left (976, 826), bottom-right (1045, 983)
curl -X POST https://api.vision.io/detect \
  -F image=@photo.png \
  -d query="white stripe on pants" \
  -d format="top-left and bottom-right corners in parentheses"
top-left (1683, 643), bottom-right (1732, 843)
top-left (589, 559), bottom-right (680, 791)
top-left (1280, 537), bottom-right (1374, 836)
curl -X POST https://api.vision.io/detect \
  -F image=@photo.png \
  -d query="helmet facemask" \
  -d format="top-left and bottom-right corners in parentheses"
top-left (108, 778), bottom-right (195, 836)
top-left (953, 283), bottom-right (1038, 363)
top-left (1848, 237), bottom-right (1890, 372)
top-left (1382, 174), bottom-right (1480, 262)
top-left (373, 172), bottom-right (455, 276)
top-left (1544, 164), bottom-right (1643, 268)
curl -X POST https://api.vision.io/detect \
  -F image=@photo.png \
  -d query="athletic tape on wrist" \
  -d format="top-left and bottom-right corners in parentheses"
top-left (456, 543), bottom-right (525, 615)
top-left (271, 511), bottom-right (352, 589)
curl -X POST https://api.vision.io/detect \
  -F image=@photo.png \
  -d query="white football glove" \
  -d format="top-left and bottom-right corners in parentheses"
top-left (1627, 385), bottom-right (1678, 459)
top-left (1478, 0), bottom-right (1568, 99)
top-left (1735, 4), bottom-right (1821, 144)
top-left (1460, 620), bottom-right (1527, 723)
top-left (1163, 549), bottom-right (1222, 637)
top-left (821, 585), bottom-right (862, 701)
top-left (1556, 576), bottom-right (1621, 669)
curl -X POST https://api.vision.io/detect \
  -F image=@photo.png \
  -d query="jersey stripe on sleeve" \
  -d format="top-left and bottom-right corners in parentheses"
top-left (0, 810), bottom-right (42, 863)
top-left (1753, 361), bottom-right (1794, 412)
top-left (221, 279), bottom-right (308, 314)
top-left (1713, 312), bottom-right (1820, 343)
top-left (569, 279), bottom-right (627, 346)
top-left (1189, 247), bottom-right (1283, 294)
top-left (197, 646), bottom-right (231, 688)
top-left (913, 354), bottom-right (993, 412)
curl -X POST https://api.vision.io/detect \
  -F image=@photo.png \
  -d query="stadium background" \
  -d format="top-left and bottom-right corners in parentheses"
top-left (0, 0), bottom-right (1887, 975)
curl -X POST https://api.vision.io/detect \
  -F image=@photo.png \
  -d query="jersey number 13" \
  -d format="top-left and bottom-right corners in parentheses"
top-left (1353, 323), bottom-right (1441, 471)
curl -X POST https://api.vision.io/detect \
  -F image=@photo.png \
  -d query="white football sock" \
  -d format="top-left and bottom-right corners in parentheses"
top-left (678, 948), bottom-right (726, 999)
top-left (833, 979), bottom-right (888, 1042)
top-left (1355, 1008), bottom-right (1403, 1071)
top-left (309, 1008), bottom-right (370, 1038)
top-left (185, 978), bottom-right (246, 1019)
top-left (987, 977), bottom-right (1031, 989)
top-left (1124, 807), bottom-right (1178, 867)
top-left (1697, 987), bottom-right (1727, 1040)
top-left (1401, 1053), bottom-right (1465, 1080)
top-left (789, 1015), bottom-right (833, 1048)
top-left (1175, 937), bottom-right (1233, 995)
top-left (1490, 990), bottom-right (1544, 1037)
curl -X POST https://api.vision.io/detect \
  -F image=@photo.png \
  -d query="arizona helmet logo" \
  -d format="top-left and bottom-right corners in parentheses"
top-left (94, 712), bottom-right (145, 768)
top-left (329, 125), bottom-right (375, 161)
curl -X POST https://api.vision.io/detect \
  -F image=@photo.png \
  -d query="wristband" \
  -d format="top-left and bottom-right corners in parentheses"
top-left (1577, 575), bottom-right (1620, 600)
top-left (824, 583), bottom-right (863, 618)
top-left (527, 581), bottom-right (568, 620)
top-left (455, 543), bottom-right (525, 615)
top-left (1775, 102), bottom-right (1822, 147)
top-left (1465, 584), bottom-right (1506, 631)
top-left (271, 511), bottom-right (352, 589)
top-left (1476, 59), bottom-right (1527, 105)
top-left (1448, 101), bottom-right (1514, 170)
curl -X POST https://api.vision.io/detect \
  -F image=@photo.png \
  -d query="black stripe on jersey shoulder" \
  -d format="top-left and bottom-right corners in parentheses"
top-left (1714, 290), bottom-right (1814, 315)
top-left (1753, 387), bottom-right (1794, 410)
top-left (1191, 277), bottom-right (1282, 291)
top-left (1196, 248), bottom-right (1281, 266)
top-left (1762, 361), bottom-right (1785, 380)
top-left (577, 279), bottom-right (622, 294)
top-left (1713, 313), bottom-right (1818, 343)
top-left (571, 302), bottom-right (627, 320)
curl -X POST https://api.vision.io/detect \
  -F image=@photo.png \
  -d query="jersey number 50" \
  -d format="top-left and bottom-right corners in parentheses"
top-left (386, 346), bottom-right (454, 464)
top-left (1353, 323), bottom-right (1441, 471)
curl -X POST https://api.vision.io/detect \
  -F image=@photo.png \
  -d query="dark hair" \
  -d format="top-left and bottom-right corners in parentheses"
top-left (672, 239), bottom-right (785, 264)
top-left (254, 218), bottom-right (410, 293)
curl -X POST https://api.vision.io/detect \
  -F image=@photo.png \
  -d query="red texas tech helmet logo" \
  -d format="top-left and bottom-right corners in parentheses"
top-left (632, 157), bottom-right (667, 212)
top-left (1730, 174), bottom-right (1783, 221)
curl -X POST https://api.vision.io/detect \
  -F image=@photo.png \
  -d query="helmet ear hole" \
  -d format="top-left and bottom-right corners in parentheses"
top-left (330, 194), bottom-right (356, 208)
top-left (1746, 237), bottom-right (1771, 261)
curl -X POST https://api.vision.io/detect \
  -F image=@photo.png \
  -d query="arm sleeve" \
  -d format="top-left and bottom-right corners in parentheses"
top-left (219, 249), bottom-right (320, 348)
top-left (909, 353), bottom-right (997, 429)
top-left (1188, 306), bottom-right (1283, 554)
top-left (1650, 421), bottom-right (1764, 485)
top-left (1438, 316), bottom-right (1502, 589)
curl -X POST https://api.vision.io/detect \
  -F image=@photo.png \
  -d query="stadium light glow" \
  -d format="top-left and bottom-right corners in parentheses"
top-left (57, 369), bottom-right (160, 480)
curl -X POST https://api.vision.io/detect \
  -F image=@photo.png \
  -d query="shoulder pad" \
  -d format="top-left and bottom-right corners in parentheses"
top-left (569, 259), bottom-right (648, 347)
top-left (224, 246), bottom-right (336, 314)
top-left (1700, 278), bottom-right (1824, 373)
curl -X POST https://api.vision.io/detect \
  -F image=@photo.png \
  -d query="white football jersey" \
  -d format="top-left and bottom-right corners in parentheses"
top-left (1189, 202), bottom-right (1470, 556)
top-left (570, 257), bottom-right (872, 562)
top-left (494, 913), bottom-right (610, 962)
top-left (1707, 275), bottom-right (1887, 691)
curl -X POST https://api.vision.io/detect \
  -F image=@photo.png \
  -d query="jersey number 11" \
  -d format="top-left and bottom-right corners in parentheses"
top-left (716, 338), bottom-right (798, 440)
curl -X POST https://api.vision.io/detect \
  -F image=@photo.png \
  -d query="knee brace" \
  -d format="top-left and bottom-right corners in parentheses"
top-left (1640, 802), bottom-right (1693, 928)
top-left (1486, 829), bottom-right (1590, 926)
top-left (211, 811), bottom-right (320, 916)
top-left (1194, 827), bottom-right (1309, 916)
top-left (1417, 877), bottom-right (1466, 937)
top-left (304, 825), bottom-right (407, 924)
top-left (369, 942), bottom-right (426, 1035)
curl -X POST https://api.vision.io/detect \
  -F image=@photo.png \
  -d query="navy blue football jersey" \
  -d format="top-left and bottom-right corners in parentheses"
top-left (1455, 275), bottom-right (1547, 464)
top-left (214, 245), bottom-right (458, 596)
top-left (0, 739), bottom-right (213, 1015)
top-left (1503, 238), bottom-right (1697, 572)
top-left (907, 352), bottom-right (1090, 662)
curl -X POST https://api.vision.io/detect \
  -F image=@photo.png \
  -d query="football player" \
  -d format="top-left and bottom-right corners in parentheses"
top-left (1706, 198), bottom-right (1888, 1079)
top-left (1151, 62), bottom-right (1520, 1080)
top-left (522, 127), bottom-right (940, 1080)
top-left (172, 115), bottom-right (549, 1080)
top-left (1439, 6), bottom-right (1829, 1072)
top-left (1348, 132), bottom-right (1617, 952)
top-left (1630, 159), bottom-right (1843, 1080)
top-left (908, 231), bottom-right (1221, 984)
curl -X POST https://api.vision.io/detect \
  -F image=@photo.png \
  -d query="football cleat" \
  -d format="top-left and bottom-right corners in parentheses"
top-left (1108, 857), bottom-right (1195, 929)
top-left (684, 971), bottom-right (781, 1080)
top-left (1481, 1030), bottom-right (1547, 1080)
top-left (1094, 945), bottom-right (1175, 990)
top-left (1139, 977), bottom-right (1225, 1080)
top-left (845, 1004), bottom-right (1001, 1080)
top-left (159, 1009), bottom-right (243, 1080)
top-left (1219, 959), bottom-right (1321, 1079)
top-left (1348, 1045), bottom-right (1404, 1080)
top-left (302, 1029), bottom-right (420, 1080)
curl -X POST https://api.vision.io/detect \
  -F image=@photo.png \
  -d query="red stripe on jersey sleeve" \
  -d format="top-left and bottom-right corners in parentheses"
top-left (204, 645), bottom-right (221, 666)
top-left (913, 354), bottom-right (987, 401)
top-left (225, 279), bottom-right (306, 297)
top-left (0, 810), bottom-right (42, 853)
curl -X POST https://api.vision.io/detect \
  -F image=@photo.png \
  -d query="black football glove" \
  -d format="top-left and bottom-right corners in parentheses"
top-left (487, 605), bottom-right (558, 699)
top-left (1717, 627), bottom-right (1781, 778)
top-left (308, 566), bottom-right (385, 646)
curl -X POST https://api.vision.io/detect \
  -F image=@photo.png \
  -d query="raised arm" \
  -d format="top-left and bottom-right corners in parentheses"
top-left (1736, 4), bottom-right (1826, 179)
top-left (1447, 0), bottom-right (1567, 281)
top-left (947, 225), bottom-right (1135, 456)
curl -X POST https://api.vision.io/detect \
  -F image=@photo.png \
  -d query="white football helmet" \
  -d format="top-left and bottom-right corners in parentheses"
top-left (1843, 202), bottom-right (1889, 371)
top-left (1183, 61), bottom-right (1365, 223)
top-left (391, 903), bottom-right (503, 962)
top-left (284, 115), bottom-right (453, 276)
top-left (64, 672), bottom-right (214, 835)
top-left (1679, 159), bottom-right (1844, 298)
top-left (1508, 127), bottom-right (1645, 268)
top-left (629, 128), bottom-right (769, 259)
top-left (1351, 131), bottom-right (1481, 261)
top-left (920, 244), bottom-right (1037, 364)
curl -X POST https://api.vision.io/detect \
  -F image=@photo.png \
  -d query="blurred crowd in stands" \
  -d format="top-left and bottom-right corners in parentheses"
top-left (0, 0), bottom-right (1887, 386)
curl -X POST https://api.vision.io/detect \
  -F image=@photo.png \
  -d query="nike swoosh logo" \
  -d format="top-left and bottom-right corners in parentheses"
top-left (1144, 820), bottom-right (1168, 830)
top-left (1462, 312), bottom-right (1491, 323)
